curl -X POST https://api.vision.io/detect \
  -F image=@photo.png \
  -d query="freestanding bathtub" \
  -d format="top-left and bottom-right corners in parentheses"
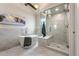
top-left (18, 35), bottom-right (38, 48)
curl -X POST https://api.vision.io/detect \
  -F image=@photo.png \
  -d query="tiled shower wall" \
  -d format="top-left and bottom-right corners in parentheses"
top-left (46, 12), bottom-right (68, 46)
top-left (36, 12), bottom-right (68, 46)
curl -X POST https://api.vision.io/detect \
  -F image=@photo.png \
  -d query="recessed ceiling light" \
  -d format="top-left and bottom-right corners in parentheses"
top-left (34, 4), bottom-right (39, 9)
top-left (55, 8), bottom-right (59, 11)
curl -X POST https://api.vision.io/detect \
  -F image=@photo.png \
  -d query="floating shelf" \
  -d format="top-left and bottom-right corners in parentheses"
top-left (0, 22), bottom-right (25, 26)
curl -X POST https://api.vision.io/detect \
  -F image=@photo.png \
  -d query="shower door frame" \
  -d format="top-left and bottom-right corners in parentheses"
top-left (68, 3), bottom-right (75, 56)
top-left (74, 3), bottom-right (79, 56)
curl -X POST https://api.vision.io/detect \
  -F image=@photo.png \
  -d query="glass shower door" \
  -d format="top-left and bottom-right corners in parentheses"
top-left (40, 4), bottom-right (69, 55)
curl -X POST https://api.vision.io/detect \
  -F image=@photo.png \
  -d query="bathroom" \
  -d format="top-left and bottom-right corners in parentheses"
top-left (0, 3), bottom-right (76, 56)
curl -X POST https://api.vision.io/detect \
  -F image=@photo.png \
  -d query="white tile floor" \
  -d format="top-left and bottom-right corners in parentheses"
top-left (23, 46), bottom-right (66, 56)
top-left (0, 45), bottom-right (66, 56)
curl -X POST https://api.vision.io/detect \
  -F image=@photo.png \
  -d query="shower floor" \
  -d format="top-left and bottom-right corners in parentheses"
top-left (46, 42), bottom-right (69, 55)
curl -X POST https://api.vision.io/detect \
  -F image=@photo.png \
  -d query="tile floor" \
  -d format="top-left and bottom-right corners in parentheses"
top-left (0, 45), bottom-right (66, 56)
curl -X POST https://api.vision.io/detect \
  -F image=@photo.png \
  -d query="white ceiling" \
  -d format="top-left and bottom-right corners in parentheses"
top-left (13, 3), bottom-right (61, 12)
top-left (0, 3), bottom-right (62, 14)
top-left (32, 3), bottom-right (61, 12)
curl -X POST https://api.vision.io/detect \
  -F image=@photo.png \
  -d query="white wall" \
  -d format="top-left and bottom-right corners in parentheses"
top-left (35, 13), bottom-right (41, 36)
top-left (0, 3), bottom-right (36, 34)
top-left (0, 3), bottom-right (36, 51)
top-left (75, 3), bottom-right (79, 56)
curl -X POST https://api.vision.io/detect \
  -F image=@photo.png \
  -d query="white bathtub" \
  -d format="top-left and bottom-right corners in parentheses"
top-left (18, 35), bottom-right (38, 48)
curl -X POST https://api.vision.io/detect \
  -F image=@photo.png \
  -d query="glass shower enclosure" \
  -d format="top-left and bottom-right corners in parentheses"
top-left (40, 4), bottom-right (69, 55)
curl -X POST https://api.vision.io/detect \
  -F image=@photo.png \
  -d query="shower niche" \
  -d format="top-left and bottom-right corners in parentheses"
top-left (40, 4), bottom-right (69, 55)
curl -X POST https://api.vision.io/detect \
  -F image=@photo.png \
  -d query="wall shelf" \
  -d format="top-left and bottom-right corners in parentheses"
top-left (0, 22), bottom-right (25, 26)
